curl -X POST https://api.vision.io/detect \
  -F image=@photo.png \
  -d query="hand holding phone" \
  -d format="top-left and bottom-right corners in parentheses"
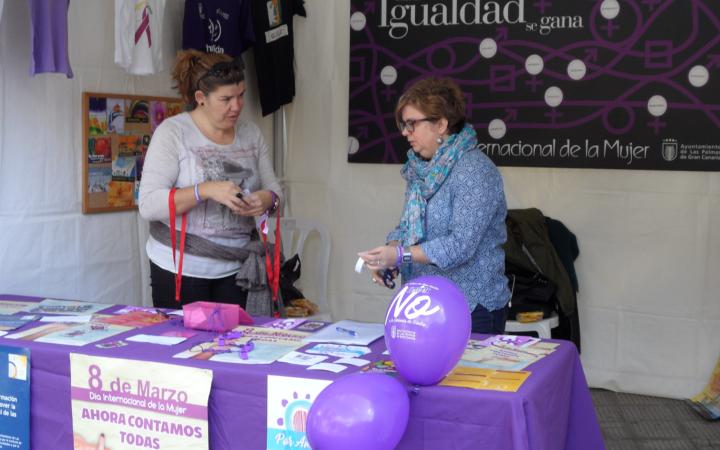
top-left (236, 188), bottom-right (251, 205)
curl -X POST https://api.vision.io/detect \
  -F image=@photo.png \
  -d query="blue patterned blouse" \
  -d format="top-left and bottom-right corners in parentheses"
top-left (387, 149), bottom-right (510, 312)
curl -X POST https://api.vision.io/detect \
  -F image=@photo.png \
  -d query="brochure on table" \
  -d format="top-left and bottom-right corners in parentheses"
top-left (5, 322), bottom-right (131, 347)
top-left (24, 299), bottom-right (111, 316)
top-left (174, 326), bottom-right (310, 365)
top-left (0, 345), bottom-right (30, 450)
top-left (0, 315), bottom-right (37, 332)
top-left (70, 354), bottom-right (213, 450)
top-left (459, 337), bottom-right (559, 371)
top-left (0, 300), bottom-right (34, 315)
top-left (303, 320), bottom-right (384, 345)
top-left (440, 366), bottom-right (531, 392)
top-left (95, 311), bottom-right (170, 328)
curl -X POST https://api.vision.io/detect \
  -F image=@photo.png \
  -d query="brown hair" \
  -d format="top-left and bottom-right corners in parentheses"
top-left (171, 49), bottom-right (245, 108)
top-left (395, 77), bottom-right (467, 135)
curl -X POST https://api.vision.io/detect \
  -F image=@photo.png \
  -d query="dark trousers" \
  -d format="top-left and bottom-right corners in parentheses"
top-left (149, 261), bottom-right (248, 310)
top-left (471, 303), bottom-right (508, 334)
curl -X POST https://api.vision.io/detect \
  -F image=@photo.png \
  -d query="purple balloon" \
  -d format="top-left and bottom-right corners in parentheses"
top-left (306, 373), bottom-right (410, 450)
top-left (384, 275), bottom-right (471, 385)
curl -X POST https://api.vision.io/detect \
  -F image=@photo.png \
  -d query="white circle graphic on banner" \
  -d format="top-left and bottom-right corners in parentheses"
top-left (567, 59), bottom-right (587, 80)
top-left (380, 66), bottom-right (398, 85)
top-left (688, 65), bottom-right (709, 87)
top-left (350, 12), bottom-right (367, 31)
top-left (348, 137), bottom-right (360, 155)
top-left (488, 119), bottom-right (507, 139)
top-left (544, 86), bottom-right (564, 107)
top-left (525, 54), bottom-right (544, 76)
top-left (647, 95), bottom-right (668, 116)
top-left (600, 0), bottom-right (620, 20)
top-left (479, 38), bottom-right (498, 59)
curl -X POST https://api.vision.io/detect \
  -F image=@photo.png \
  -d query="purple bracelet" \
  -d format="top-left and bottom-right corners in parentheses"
top-left (395, 245), bottom-right (403, 268)
top-left (193, 183), bottom-right (202, 204)
top-left (266, 190), bottom-right (279, 214)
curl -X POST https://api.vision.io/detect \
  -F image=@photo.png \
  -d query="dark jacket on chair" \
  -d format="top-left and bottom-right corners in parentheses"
top-left (504, 208), bottom-right (581, 351)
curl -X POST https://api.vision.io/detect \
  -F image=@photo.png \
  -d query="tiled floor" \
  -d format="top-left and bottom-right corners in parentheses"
top-left (591, 389), bottom-right (720, 449)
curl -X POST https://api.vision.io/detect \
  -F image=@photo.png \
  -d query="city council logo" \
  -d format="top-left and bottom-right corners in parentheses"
top-left (661, 139), bottom-right (678, 162)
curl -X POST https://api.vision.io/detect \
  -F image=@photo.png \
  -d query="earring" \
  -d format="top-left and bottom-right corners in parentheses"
top-left (436, 136), bottom-right (443, 144)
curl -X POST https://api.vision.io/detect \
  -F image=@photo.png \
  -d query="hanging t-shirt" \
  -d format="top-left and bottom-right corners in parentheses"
top-left (28, 0), bottom-right (73, 78)
top-left (250, 0), bottom-right (306, 116)
top-left (114, 0), bottom-right (169, 75)
top-left (182, 0), bottom-right (254, 57)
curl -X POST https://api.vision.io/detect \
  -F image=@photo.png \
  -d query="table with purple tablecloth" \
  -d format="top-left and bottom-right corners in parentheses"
top-left (0, 296), bottom-right (604, 450)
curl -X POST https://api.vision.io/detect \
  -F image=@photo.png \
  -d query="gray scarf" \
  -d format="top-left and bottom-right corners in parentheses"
top-left (149, 221), bottom-right (284, 316)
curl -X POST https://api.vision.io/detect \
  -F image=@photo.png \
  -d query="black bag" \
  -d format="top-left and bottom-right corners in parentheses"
top-left (279, 254), bottom-right (305, 305)
top-left (506, 261), bottom-right (558, 320)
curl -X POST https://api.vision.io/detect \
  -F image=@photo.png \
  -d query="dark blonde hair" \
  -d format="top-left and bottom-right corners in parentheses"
top-left (395, 77), bottom-right (466, 135)
top-left (171, 49), bottom-right (245, 108)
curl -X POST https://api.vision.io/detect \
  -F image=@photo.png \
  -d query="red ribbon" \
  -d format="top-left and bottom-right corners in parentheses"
top-left (169, 188), bottom-right (187, 303)
top-left (134, 5), bottom-right (152, 46)
top-left (261, 212), bottom-right (282, 318)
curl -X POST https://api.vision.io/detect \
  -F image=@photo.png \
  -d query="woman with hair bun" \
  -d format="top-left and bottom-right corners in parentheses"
top-left (139, 49), bottom-right (282, 309)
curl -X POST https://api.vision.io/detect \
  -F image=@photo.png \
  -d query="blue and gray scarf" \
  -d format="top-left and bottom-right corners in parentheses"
top-left (398, 123), bottom-right (477, 245)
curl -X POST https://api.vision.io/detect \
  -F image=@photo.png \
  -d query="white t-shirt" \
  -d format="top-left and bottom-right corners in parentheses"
top-left (139, 112), bottom-right (282, 278)
top-left (114, 0), bottom-right (168, 75)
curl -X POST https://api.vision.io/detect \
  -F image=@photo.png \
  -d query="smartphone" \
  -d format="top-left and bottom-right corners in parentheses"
top-left (236, 188), bottom-right (251, 204)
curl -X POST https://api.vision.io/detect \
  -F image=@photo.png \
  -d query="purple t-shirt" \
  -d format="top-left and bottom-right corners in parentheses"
top-left (28, 0), bottom-right (73, 78)
top-left (182, 0), bottom-right (255, 56)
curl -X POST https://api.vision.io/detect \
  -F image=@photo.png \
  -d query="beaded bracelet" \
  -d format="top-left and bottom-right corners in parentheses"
top-left (193, 183), bottom-right (202, 204)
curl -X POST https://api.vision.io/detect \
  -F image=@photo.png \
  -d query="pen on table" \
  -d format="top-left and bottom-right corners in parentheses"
top-left (336, 326), bottom-right (358, 336)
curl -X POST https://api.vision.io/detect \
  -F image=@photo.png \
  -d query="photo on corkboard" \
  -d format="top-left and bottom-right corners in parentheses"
top-left (88, 167), bottom-right (111, 193)
top-left (108, 180), bottom-right (134, 207)
top-left (107, 98), bottom-right (125, 134)
top-left (151, 100), bottom-right (166, 131)
top-left (126, 99), bottom-right (149, 124)
top-left (88, 97), bottom-right (108, 136)
top-left (88, 137), bottom-right (111, 164)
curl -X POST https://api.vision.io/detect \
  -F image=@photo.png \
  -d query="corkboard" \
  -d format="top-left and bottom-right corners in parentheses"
top-left (82, 92), bottom-right (183, 213)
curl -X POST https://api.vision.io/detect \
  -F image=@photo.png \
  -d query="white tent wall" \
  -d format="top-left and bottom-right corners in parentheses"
top-left (0, 0), bottom-right (717, 400)
top-left (0, 1), bottom-right (272, 306)
top-left (284, 1), bottom-right (720, 399)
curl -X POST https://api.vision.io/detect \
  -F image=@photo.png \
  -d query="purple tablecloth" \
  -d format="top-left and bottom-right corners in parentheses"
top-left (0, 296), bottom-right (604, 450)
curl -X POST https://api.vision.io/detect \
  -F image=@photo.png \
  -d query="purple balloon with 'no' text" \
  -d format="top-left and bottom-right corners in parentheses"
top-left (384, 275), bottom-right (471, 385)
top-left (306, 372), bottom-right (410, 450)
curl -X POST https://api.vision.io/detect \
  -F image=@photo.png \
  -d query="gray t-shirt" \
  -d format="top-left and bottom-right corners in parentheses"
top-left (139, 112), bottom-right (282, 278)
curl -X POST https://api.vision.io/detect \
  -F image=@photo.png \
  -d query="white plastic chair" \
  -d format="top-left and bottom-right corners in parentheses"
top-left (270, 217), bottom-right (332, 321)
top-left (504, 313), bottom-right (559, 339)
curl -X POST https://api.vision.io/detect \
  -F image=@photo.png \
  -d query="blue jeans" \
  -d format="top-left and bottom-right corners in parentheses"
top-left (471, 303), bottom-right (508, 334)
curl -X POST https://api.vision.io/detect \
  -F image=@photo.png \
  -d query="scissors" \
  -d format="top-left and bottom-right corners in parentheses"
top-left (381, 267), bottom-right (400, 289)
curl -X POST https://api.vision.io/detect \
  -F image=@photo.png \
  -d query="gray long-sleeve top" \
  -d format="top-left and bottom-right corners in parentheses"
top-left (138, 112), bottom-right (282, 278)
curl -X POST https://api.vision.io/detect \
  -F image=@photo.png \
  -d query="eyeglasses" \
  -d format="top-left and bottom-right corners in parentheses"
top-left (196, 58), bottom-right (245, 90)
top-left (397, 117), bottom-right (435, 133)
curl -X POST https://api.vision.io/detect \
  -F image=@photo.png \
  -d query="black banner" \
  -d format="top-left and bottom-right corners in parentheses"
top-left (348, 0), bottom-right (720, 170)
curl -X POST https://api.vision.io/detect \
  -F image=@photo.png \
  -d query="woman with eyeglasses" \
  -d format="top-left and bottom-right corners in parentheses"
top-left (139, 50), bottom-right (282, 309)
top-left (358, 77), bottom-right (511, 333)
